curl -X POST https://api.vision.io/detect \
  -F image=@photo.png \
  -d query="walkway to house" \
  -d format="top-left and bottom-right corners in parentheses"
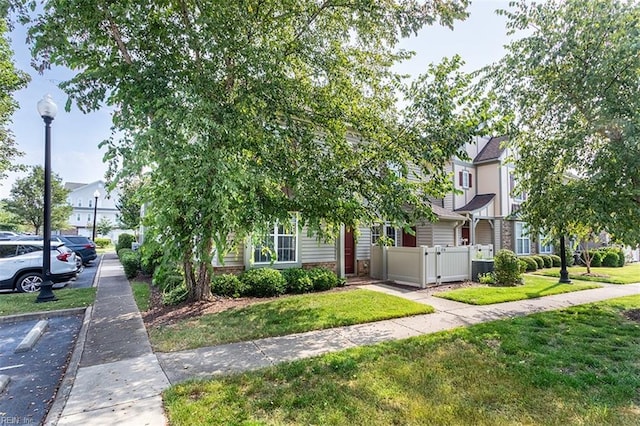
top-left (46, 255), bottom-right (640, 425)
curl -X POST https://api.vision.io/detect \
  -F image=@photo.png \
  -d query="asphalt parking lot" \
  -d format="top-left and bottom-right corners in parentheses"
top-left (66, 256), bottom-right (100, 290)
top-left (0, 313), bottom-right (84, 425)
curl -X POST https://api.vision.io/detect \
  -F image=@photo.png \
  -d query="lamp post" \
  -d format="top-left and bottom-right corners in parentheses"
top-left (559, 235), bottom-right (572, 284)
top-left (92, 190), bottom-right (99, 240)
top-left (36, 95), bottom-right (58, 303)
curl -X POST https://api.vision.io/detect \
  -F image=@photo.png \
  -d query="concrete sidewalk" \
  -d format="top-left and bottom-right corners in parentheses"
top-left (47, 254), bottom-right (640, 424)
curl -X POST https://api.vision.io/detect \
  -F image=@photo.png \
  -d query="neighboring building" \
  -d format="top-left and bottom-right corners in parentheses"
top-left (63, 180), bottom-right (130, 241)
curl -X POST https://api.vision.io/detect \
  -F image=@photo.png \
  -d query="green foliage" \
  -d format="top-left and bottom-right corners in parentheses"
top-left (478, 272), bottom-right (496, 285)
top-left (94, 237), bottom-right (111, 248)
top-left (116, 233), bottom-right (136, 252)
top-left (601, 251), bottom-right (620, 268)
top-left (307, 267), bottom-right (340, 292)
top-left (3, 166), bottom-right (71, 234)
top-left (282, 268), bottom-right (314, 294)
top-left (615, 248), bottom-right (626, 267)
top-left (26, 0), bottom-right (490, 302)
top-left (483, 0), bottom-right (640, 245)
top-left (550, 254), bottom-right (562, 267)
top-left (540, 255), bottom-right (552, 268)
top-left (493, 249), bottom-right (525, 286)
top-left (115, 179), bottom-right (143, 230)
top-left (521, 256), bottom-right (538, 272)
top-left (119, 250), bottom-right (140, 279)
top-left (152, 264), bottom-right (183, 292)
top-left (531, 255), bottom-right (544, 269)
top-left (241, 268), bottom-right (286, 298)
top-left (95, 217), bottom-right (114, 237)
top-left (162, 283), bottom-right (188, 306)
top-left (0, 18), bottom-right (29, 181)
top-left (211, 274), bottom-right (248, 298)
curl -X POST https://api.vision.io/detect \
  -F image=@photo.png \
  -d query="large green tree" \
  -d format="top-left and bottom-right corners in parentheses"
top-left (115, 179), bottom-right (142, 232)
top-left (27, 0), bottom-right (497, 302)
top-left (481, 0), bottom-right (640, 245)
top-left (0, 3), bottom-right (29, 180)
top-left (3, 165), bottom-right (72, 234)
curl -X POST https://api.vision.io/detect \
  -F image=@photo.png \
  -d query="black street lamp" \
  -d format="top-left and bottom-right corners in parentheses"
top-left (559, 235), bottom-right (572, 284)
top-left (36, 94), bottom-right (58, 303)
top-left (92, 189), bottom-right (99, 240)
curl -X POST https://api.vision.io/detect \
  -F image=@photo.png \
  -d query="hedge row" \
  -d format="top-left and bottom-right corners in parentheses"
top-left (519, 254), bottom-right (568, 272)
top-left (579, 248), bottom-right (625, 268)
top-left (159, 266), bottom-right (345, 306)
top-left (117, 248), bottom-right (140, 279)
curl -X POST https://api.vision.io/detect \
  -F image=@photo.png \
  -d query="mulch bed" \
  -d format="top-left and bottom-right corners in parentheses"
top-left (623, 309), bottom-right (640, 323)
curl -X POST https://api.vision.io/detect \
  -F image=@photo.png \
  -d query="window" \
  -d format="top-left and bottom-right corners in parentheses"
top-left (539, 234), bottom-right (553, 254)
top-left (76, 214), bottom-right (81, 222)
top-left (88, 199), bottom-right (93, 208)
top-left (88, 214), bottom-right (92, 222)
top-left (515, 222), bottom-right (530, 255)
top-left (77, 198), bottom-right (82, 207)
top-left (0, 245), bottom-right (17, 258)
top-left (253, 218), bottom-right (298, 264)
top-left (459, 170), bottom-right (472, 189)
top-left (370, 225), bottom-right (398, 246)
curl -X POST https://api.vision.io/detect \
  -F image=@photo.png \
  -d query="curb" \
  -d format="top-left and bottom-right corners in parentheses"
top-left (0, 308), bottom-right (87, 325)
top-left (91, 254), bottom-right (104, 288)
top-left (15, 319), bottom-right (49, 353)
top-left (43, 252), bottom-right (105, 426)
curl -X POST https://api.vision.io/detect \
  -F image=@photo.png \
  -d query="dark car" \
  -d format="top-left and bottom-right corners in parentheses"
top-left (15, 235), bottom-right (97, 266)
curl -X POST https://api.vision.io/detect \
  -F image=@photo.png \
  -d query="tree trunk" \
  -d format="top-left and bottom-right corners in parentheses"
top-left (183, 239), bottom-right (214, 302)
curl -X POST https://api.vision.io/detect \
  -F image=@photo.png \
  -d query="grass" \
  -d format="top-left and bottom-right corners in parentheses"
top-left (434, 275), bottom-right (601, 305)
top-left (149, 289), bottom-right (434, 352)
top-left (96, 244), bottom-right (115, 254)
top-left (131, 281), bottom-right (151, 312)
top-left (535, 262), bottom-right (640, 284)
top-left (163, 295), bottom-right (640, 425)
top-left (0, 287), bottom-right (96, 317)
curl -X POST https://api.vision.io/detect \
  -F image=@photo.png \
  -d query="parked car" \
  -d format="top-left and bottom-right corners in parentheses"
top-left (0, 231), bottom-right (19, 241)
top-left (15, 235), bottom-right (97, 266)
top-left (0, 241), bottom-right (78, 293)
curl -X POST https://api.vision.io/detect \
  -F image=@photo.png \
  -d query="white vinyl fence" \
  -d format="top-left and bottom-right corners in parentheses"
top-left (370, 245), bottom-right (493, 288)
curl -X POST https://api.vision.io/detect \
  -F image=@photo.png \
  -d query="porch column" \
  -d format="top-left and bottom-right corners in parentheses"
top-left (337, 225), bottom-right (346, 278)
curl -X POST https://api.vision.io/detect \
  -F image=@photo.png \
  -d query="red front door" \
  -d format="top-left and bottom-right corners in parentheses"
top-left (402, 227), bottom-right (417, 247)
top-left (461, 226), bottom-right (470, 245)
top-left (344, 228), bottom-right (355, 274)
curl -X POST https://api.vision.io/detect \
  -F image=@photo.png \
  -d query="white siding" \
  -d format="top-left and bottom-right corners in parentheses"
top-left (300, 231), bottom-right (336, 263)
top-left (416, 223), bottom-right (432, 246)
top-left (432, 222), bottom-right (456, 246)
top-left (475, 220), bottom-right (493, 245)
top-left (494, 220), bottom-right (502, 252)
top-left (356, 227), bottom-right (371, 260)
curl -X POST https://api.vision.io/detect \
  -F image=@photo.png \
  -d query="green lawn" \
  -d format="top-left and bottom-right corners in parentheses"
top-left (163, 295), bottom-right (640, 425)
top-left (434, 275), bottom-right (601, 305)
top-left (131, 281), bottom-right (151, 312)
top-left (535, 262), bottom-right (640, 284)
top-left (0, 287), bottom-right (96, 317)
top-left (149, 289), bottom-right (434, 352)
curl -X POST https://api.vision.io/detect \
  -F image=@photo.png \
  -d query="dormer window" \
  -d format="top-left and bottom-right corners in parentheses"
top-left (459, 170), bottom-right (472, 189)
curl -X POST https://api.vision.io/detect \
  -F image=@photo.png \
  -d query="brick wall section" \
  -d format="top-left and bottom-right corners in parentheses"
top-left (213, 266), bottom-right (245, 275)
top-left (357, 259), bottom-right (369, 277)
top-left (302, 262), bottom-right (337, 273)
top-left (501, 220), bottom-right (513, 252)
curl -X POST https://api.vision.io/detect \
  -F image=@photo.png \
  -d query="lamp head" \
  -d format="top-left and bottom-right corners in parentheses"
top-left (37, 94), bottom-right (58, 119)
top-left (93, 189), bottom-right (100, 198)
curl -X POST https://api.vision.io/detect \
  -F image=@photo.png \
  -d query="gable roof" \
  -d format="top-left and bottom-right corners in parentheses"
top-left (64, 182), bottom-right (86, 191)
top-left (431, 204), bottom-right (466, 221)
top-left (454, 194), bottom-right (496, 213)
top-left (473, 136), bottom-right (508, 164)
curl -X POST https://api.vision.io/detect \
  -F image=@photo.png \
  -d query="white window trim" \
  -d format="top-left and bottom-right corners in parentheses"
top-left (371, 224), bottom-right (399, 247)
top-left (515, 222), bottom-right (531, 255)
top-left (539, 234), bottom-right (553, 254)
top-left (461, 170), bottom-right (471, 189)
top-left (252, 218), bottom-right (299, 265)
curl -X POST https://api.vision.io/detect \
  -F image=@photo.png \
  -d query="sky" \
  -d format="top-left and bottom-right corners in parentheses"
top-left (0, 0), bottom-right (513, 199)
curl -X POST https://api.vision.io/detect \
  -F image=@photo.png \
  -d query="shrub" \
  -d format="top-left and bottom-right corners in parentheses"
top-left (94, 237), bottom-right (111, 248)
top-left (540, 255), bottom-right (553, 268)
top-left (616, 247), bottom-right (625, 267)
top-left (521, 256), bottom-right (538, 272)
top-left (117, 248), bottom-right (134, 258)
top-left (282, 268), bottom-right (314, 294)
top-left (493, 249), bottom-right (525, 286)
top-left (590, 251), bottom-right (603, 267)
top-left (550, 254), bottom-right (561, 267)
top-left (140, 242), bottom-right (163, 276)
top-left (478, 272), bottom-right (496, 285)
top-left (601, 250), bottom-right (620, 267)
top-left (532, 255), bottom-right (544, 269)
top-left (211, 274), bottom-right (248, 298)
top-left (116, 233), bottom-right (137, 252)
top-left (162, 283), bottom-right (188, 306)
top-left (152, 265), bottom-right (183, 291)
top-left (119, 250), bottom-right (140, 279)
top-left (241, 268), bottom-right (286, 297)
top-left (307, 267), bottom-right (339, 292)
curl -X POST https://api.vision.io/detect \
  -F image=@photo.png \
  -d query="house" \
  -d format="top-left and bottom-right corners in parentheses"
top-left (63, 180), bottom-right (130, 241)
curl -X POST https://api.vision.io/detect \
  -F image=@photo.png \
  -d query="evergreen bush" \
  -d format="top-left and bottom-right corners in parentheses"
top-left (540, 254), bottom-right (553, 268)
top-left (94, 237), bottom-right (110, 248)
top-left (119, 250), bottom-right (140, 279)
top-left (241, 268), bottom-right (286, 297)
top-left (532, 255), bottom-right (544, 269)
top-left (550, 254), bottom-right (561, 267)
top-left (282, 268), bottom-right (314, 294)
top-left (116, 233), bottom-right (137, 252)
top-left (211, 274), bottom-right (248, 298)
top-left (307, 267), bottom-right (339, 291)
top-left (521, 256), bottom-right (538, 271)
top-left (493, 249), bottom-right (525, 286)
top-left (162, 283), bottom-right (188, 305)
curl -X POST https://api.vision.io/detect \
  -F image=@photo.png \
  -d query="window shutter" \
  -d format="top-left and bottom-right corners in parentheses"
top-left (459, 171), bottom-right (463, 186)
top-left (469, 173), bottom-right (473, 188)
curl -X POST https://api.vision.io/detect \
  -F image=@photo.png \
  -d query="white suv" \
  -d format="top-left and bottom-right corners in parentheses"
top-left (0, 241), bottom-right (78, 293)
